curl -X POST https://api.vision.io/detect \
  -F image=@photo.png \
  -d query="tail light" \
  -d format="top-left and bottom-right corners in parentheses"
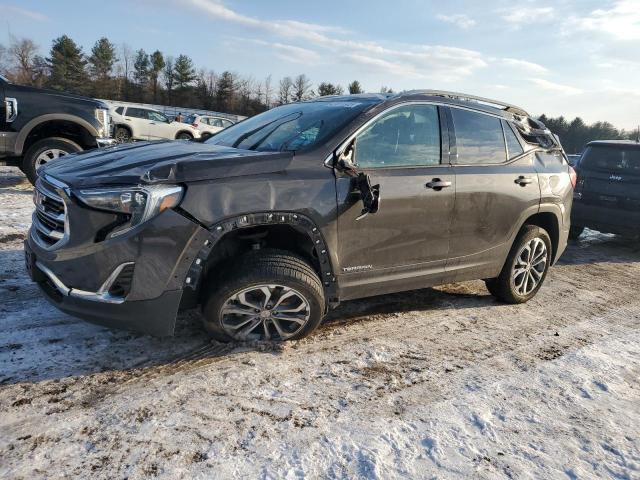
top-left (569, 165), bottom-right (577, 188)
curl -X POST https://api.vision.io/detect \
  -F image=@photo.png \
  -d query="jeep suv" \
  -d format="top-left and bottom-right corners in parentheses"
top-left (571, 140), bottom-right (640, 238)
top-left (25, 90), bottom-right (573, 341)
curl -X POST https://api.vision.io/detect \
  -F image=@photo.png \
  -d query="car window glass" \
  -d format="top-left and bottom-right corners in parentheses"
top-left (211, 118), bottom-right (223, 127)
top-left (503, 120), bottom-right (524, 159)
top-left (148, 111), bottom-right (168, 122)
top-left (126, 108), bottom-right (147, 119)
top-left (221, 120), bottom-right (233, 128)
top-left (354, 104), bottom-right (441, 168)
top-left (115, 106), bottom-right (124, 115)
top-left (581, 146), bottom-right (640, 173)
top-left (451, 108), bottom-right (506, 164)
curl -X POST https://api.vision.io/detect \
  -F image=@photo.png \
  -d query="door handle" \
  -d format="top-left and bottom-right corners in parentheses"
top-left (515, 176), bottom-right (533, 186)
top-left (426, 178), bottom-right (452, 191)
top-left (125, 118), bottom-right (131, 121)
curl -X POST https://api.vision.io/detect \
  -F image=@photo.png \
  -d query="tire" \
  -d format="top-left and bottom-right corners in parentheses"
top-left (200, 132), bottom-right (212, 141)
top-left (485, 225), bottom-right (552, 304)
top-left (176, 132), bottom-right (193, 140)
top-left (569, 225), bottom-right (584, 240)
top-left (202, 249), bottom-right (325, 342)
top-left (114, 126), bottom-right (132, 143)
top-left (22, 137), bottom-right (82, 184)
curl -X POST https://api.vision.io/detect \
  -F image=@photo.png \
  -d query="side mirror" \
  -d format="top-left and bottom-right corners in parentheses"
top-left (354, 173), bottom-right (380, 221)
top-left (336, 139), bottom-right (357, 173)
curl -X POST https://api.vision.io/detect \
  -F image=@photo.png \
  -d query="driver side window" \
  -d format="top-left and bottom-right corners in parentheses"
top-left (354, 104), bottom-right (441, 168)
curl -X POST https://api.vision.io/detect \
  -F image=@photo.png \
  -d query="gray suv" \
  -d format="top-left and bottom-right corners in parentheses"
top-left (25, 90), bottom-right (574, 341)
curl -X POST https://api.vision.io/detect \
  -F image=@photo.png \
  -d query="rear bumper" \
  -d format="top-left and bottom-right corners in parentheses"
top-left (572, 200), bottom-right (640, 235)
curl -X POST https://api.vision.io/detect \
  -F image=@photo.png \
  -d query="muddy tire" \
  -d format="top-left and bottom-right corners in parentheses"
top-left (569, 225), bottom-right (584, 240)
top-left (202, 249), bottom-right (325, 342)
top-left (22, 137), bottom-right (82, 184)
top-left (485, 225), bottom-right (552, 304)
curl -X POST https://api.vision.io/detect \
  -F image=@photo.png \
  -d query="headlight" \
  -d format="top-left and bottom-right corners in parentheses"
top-left (94, 108), bottom-right (110, 138)
top-left (76, 185), bottom-right (183, 237)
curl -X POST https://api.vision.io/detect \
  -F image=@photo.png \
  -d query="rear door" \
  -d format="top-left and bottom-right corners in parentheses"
top-left (336, 103), bottom-right (456, 299)
top-left (445, 107), bottom-right (540, 281)
top-left (577, 145), bottom-right (640, 216)
top-left (124, 107), bottom-right (152, 140)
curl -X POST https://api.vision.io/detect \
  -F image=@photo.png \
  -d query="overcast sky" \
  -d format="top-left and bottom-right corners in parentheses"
top-left (3, 0), bottom-right (640, 129)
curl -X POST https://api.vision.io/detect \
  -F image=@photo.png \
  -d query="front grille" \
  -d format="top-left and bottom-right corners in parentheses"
top-left (33, 177), bottom-right (68, 249)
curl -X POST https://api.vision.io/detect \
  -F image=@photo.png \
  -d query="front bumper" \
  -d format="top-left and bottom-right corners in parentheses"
top-left (26, 201), bottom-right (211, 336)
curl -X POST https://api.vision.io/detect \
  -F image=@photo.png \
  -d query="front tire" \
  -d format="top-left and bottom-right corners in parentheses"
top-left (485, 225), bottom-right (552, 304)
top-left (202, 249), bottom-right (325, 342)
top-left (22, 137), bottom-right (82, 184)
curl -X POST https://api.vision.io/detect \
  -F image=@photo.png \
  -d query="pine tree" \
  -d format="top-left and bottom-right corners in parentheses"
top-left (88, 37), bottom-right (116, 97)
top-left (317, 82), bottom-right (344, 96)
top-left (348, 80), bottom-right (363, 94)
top-left (149, 50), bottom-right (165, 103)
top-left (173, 54), bottom-right (196, 89)
top-left (47, 35), bottom-right (88, 94)
top-left (215, 71), bottom-right (235, 112)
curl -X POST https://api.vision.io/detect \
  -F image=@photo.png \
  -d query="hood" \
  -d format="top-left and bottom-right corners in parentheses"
top-left (11, 83), bottom-right (106, 108)
top-left (41, 140), bottom-right (294, 188)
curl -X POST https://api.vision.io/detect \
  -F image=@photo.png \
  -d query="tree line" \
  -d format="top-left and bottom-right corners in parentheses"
top-left (0, 34), bottom-right (636, 151)
top-left (0, 35), bottom-right (364, 117)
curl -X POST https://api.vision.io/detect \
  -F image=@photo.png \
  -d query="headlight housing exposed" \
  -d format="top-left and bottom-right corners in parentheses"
top-left (76, 185), bottom-right (183, 237)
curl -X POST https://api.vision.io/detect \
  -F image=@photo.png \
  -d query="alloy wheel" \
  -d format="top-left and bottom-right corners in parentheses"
top-left (512, 237), bottom-right (548, 296)
top-left (220, 284), bottom-right (311, 341)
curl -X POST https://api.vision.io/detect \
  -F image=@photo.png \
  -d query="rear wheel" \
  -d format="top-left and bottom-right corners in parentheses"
top-left (22, 137), bottom-right (82, 184)
top-left (202, 249), bottom-right (325, 342)
top-left (485, 225), bottom-right (552, 304)
top-left (176, 132), bottom-right (193, 140)
top-left (569, 225), bottom-right (584, 240)
top-left (114, 126), bottom-right (132, 143)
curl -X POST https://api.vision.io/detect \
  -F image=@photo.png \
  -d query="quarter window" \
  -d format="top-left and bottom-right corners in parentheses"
top-left (451, 108), bottom-right (506, 164)
top-left (503, 120), bottom-right (524, 159)
top-left (115, 106), bottom-right (124, 115)
top-left (354, 104), bottom-right (441, 168)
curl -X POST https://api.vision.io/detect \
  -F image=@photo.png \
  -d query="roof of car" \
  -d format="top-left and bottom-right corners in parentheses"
top-left (306, 90), bottom-right (529, 119)
top-left (587, 140), bottom-right (640, 149)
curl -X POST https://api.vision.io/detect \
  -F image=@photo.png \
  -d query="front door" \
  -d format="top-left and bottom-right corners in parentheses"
top-left (336, 103), bottom-right (455, 300)
top-left (445, 107), bottom-right (541, 281)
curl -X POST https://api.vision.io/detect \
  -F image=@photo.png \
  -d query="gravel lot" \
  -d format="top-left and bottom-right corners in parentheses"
top-left (1, 166), bottom-right (638, 479)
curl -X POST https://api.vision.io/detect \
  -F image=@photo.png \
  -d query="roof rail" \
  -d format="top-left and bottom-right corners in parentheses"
top-left (402, 90), bottom-right (530, 117)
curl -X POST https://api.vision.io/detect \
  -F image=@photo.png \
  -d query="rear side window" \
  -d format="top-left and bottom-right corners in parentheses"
top-left (580, 146), bottom-right (640, 173)
top-left (503, 120), bottom-right (524, 159)
top-left (355, 104), bottom-right (441, 168)
top-left (451, 108), bottom-right (506, 164)
top-left (221, 119), bottom-right (233, 128)
top-left (126, 108), bottom-right (148, 119)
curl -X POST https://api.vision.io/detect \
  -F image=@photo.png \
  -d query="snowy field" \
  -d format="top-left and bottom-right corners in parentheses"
top-left (0, 166), bottom-right (639, 479)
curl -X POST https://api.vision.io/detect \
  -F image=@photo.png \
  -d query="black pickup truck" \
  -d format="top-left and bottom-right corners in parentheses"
top-left (0, 74), bottom-right (115, 183)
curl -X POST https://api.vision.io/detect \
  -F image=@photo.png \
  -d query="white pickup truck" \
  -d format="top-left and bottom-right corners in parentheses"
top-left (110, 105), bottom-right (201, 142)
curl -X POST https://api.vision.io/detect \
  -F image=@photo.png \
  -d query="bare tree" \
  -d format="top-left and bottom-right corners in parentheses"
top-left (0, 43), bottom-right (9, 76)
top-left (119, 43), bottom-right (133, 100)
top-left (278, 76), bottom-right (293, 105)
top-left (8, 36), bottom-right (39, 85)
top-left (292, 74), bottom-right (313, 102)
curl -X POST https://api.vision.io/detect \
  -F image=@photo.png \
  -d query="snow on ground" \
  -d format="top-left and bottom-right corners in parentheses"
top-left (0, 166), bottom-right (638, 479)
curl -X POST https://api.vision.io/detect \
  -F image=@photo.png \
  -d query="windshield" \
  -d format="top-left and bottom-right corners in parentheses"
top-left (206, 100), bottom-right (375, 152)
top-left (581, 145), bottom-right (640, 173)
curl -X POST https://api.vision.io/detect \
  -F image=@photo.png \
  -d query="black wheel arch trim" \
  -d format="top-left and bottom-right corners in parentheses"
top-left (15, 114), bottom-right (100, 155)
top-left (181, 211), bottom-right (339, 307)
